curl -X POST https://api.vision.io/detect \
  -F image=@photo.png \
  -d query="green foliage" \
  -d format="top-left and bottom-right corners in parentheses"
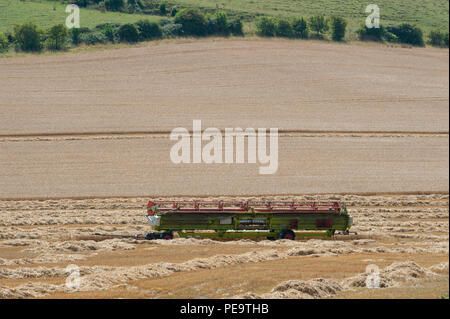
top-left (292, 17), bottom-right (308, 38)
top-left (214, 11), bottom-right (229, 35)
top-left (206, 11), bottom-right (230, 36)
top-left (136, 20), bottom-right (162, 40)
top-left (103, 25), bottom-right (116, 42)
top-left (256, 16), bottom-right (276, 37)
top-left (162, 23), bottom-right (184, 37)
top-left (309, 15), bottom-right (329, 36)
top-left (13, 22), bottom-right (43, 52)
top-left (276, 19), bottom-right (293, 38)
top-left (331, 16), bottom-right (347, 41)
top-left (118, 23), bottom-right (140, 42)
top-left (0, 32), bottom-right (9, 53)
top-left (428, 30), bottom-right (449, 47)
top-left (159, 2), bottom-right (167, 15)
top-left (105, 0), bottom-right (124, 12)
top-left (357, 24), bottom-right (386, 42)
top-left (387, 24), bottom-right (424, 46)
top-left (229, 19), bottom-right (244, 36)
top-left (46, 24), bottom-right (68, 50)
top-left (174, 9), bottom-right (208, 36)
top-left (79, 32), bottom-right (108, 45)
top-left (171, 7), bottom-right (179, 17)
top-left (71, 28), bottom-right (81, 45)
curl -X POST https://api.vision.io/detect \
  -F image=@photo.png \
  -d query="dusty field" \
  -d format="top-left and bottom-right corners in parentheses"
top-left (0, 39), bottom-right (448, 135)
top-left (0, 39), bottom-right (448, 298)
top-left (0, 194), bottom-right (448, 298)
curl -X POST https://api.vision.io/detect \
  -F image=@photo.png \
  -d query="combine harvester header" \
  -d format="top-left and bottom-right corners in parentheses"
top-left (145, 200), bottom-right (353, 240)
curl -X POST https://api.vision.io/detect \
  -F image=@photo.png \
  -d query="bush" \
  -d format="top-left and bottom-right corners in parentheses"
top-left (162, 23), bottom-right (183, 38)
top-left (159, 2), bottom-right (167, 15)
top-left (387, 24), bottom-right (424, 46)
top-left (229, 18), bottom-right (243, 36)
top-left (118, 23), bottom-right (139, 42)
top-left (331, 16), bottom-right (347, 41)
top-left (256, 16), bottom-right (276, 37)
top-left (276, 19), bottom-right (293, 38)
top-left (46, 24), bottom-right (68, 50)
top-left (428, 30), bottom-right (449, 47)
top-left (136, 20), bottom-right (162, 40)
top-left (0, 32), bottom-right (9, 53)
top-left (214, 11), bottom-right (229, 35)
top-left (357, 24), bottom-right (385, 42)
top-left (206, 11), bottom-right (230, 36)
top-left (103, 25), bottom-right (116, 42)
top-left (71, 28), bottom-right (81, 45)
top-left (79, 32), bottom-right (107, 45)
top-left (171, 7), bottom-right (178, 17)
top-left (105, 0), bottom-right (124, 11)
top-left (383, 31), bottom-right (398, 43)
top-left (13, 22), bottom-right (43, 52)
top-left (309, 15), bottom-right (328, 36)
top-left (174, 9), bottom-right (208, 36)
top-left (292, 17), bottom-right (308, 38)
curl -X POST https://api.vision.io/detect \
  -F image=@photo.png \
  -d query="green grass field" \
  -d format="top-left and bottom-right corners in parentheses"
top-left (0, 0), bottom-right (160, 33)
top-left (0, 0), bottom-right (448, 37)
top-left (167, 0), bottom-right (449, 33)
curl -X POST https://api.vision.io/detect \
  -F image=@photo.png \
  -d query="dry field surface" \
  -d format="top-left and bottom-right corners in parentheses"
top-left (0, 39), bottom-right (448, 298)
top-left (0, 194), bottom-right (448, 298)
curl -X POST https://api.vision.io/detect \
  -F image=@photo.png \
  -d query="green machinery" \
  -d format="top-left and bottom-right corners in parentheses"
top-left (145, 200), bottom-right (352, 240)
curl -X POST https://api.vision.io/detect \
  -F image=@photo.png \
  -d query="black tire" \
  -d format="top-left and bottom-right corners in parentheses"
top-left (161, 231), bottom-right (173, 240)
top-left (279, 229), bottom-right (295, 240)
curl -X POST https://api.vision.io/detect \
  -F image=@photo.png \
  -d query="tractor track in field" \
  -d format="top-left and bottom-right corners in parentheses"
top-left (0, 130), bottom-right (448, 142)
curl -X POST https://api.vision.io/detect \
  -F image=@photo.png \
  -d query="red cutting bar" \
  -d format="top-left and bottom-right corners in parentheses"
top-left (147, 200), bottom-right (341, 213)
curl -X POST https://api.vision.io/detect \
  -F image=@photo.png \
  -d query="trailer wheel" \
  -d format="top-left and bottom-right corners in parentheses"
top-left (280, 229), bottom-right (295, 240)
top-left (161, 232), bottom-right (173, 240)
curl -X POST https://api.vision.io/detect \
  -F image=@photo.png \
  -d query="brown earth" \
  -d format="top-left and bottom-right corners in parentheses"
top-left (0, 38), bottom-right (448, 135)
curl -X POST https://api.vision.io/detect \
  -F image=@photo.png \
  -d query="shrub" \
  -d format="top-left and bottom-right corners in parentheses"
top-left (276, 19), bottom-right (293, 38)
top-left (71, 28), bottom-right (81, 45)
top-left (79, 32), bottom-right (107, 45)
top-left (357, 24), bottom-right (385, 42)
top-left (292, 17), bottom-right (308, 38)
top-left (174, 9), bottom-right (208, 36)
top-left (103, 25), bottom-right (116, 42)
top-left (214, 11), bottom-right (229, 35)
top-left (383, 31), bottom-right (398, 43)
top-left (13, 22), bottom-right (43, 52)
top-left (118, 23), bottom-right (139, 42)
top-left (162, 23), bottom-right (183, 38)
top-left (309, 15), bottom-right (328, 36)
top-left (428, 30), bottom-right (449, 47)
top-left (229, 18), bottom-right (243, 36)
top-left (256, 16), bottom-right (276, 37)
top-left (136, 20), bottom-right (162, 40)
top-left (387, 24), bottom-right (424, 46)
top-left (206, 11), bottom-right (230, 36)
top-left (159, 2), bottom-right (167, 15)
top-left (45, 24), bottom-right (68, 50)
top-left (331, 16), bottom-right (347, 41)
top-left (105, 0), bottom-right (124, 11)
top-left (0, 32), bottom-right (9, 53)
top-left (171, 7), bottom-right (178, 17)
top-left (73, 0), bottom-right (89, 7)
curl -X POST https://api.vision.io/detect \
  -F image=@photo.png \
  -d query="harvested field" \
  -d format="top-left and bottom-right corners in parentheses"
top-left (0, 194), bottom-right (448, 298)
top-left (0, 39), bottom-right (448, 135)
top-left (0, 39), bottom-right (448, 298)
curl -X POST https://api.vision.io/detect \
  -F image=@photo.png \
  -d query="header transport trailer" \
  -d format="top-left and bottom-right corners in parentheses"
top-left (145, 200), bottom-right (353, 240)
